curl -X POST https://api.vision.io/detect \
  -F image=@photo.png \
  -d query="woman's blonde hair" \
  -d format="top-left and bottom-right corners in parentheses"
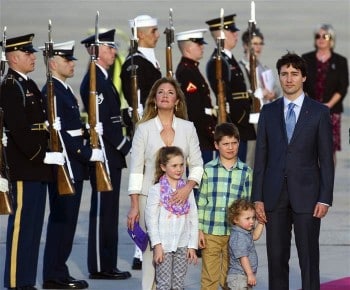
top-left (138, 77), bottom-right (188, 124)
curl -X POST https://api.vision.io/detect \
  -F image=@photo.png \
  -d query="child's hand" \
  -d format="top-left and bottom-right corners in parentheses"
top-left (153, 244), bottom-right (164, 265)
top-left (247, 273), bottom-right (257, 287)
top-left (187, 248), bottom-right (198, 265)
top-left (198, 230), bottom-right (206, 249)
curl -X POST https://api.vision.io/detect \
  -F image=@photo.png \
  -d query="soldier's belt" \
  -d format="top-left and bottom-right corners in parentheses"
top-left (30, 123), bottom-right (47, 131)
top-left (232, 92), bottom-right (250, 100)
top-left (67, 129), bottom-right (83, 137)
top-left (110, 115), bottom-right (123, 123)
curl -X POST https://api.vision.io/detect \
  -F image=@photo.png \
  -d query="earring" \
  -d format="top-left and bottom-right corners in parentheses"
top-left (154, 103), bottom-right (157, 110)
top-left (175, 104), bottom-right (178, 112)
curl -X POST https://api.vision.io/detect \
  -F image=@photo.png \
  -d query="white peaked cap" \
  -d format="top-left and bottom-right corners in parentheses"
top-left (52, 40), bottom-right (75, 50)
top-left (176, 29), bottom-right (208, 42)
top-left (129, 15), bottom-right (158, 28)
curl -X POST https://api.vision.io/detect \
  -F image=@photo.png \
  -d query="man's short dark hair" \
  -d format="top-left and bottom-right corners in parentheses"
top-left (214, 122), bottom-right (240, 143)
top-left (276, 52), bottom-right (307, 77)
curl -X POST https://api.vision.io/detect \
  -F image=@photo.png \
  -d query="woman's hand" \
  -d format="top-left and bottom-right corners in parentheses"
top-left (170, 180), bottom-right (196, 205)
top-left (127, 194), bottom-right (140, 230)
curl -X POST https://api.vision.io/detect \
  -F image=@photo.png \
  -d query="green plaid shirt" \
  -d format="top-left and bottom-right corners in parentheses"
top-left (198, 157), bottom-right (252, 235)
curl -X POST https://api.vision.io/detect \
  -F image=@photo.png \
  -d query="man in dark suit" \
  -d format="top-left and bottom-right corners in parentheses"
top-left (252, 52), bottom-right (334, 290)
top-left (80, 29), bottom-right (131, 280)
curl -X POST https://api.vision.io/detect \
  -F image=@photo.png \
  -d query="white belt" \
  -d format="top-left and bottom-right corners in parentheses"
top-left (66, 129), bottom-right (83, 137)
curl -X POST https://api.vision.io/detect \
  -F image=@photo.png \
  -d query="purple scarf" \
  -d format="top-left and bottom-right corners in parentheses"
top-left (159, 174), bottom-right (190, 216)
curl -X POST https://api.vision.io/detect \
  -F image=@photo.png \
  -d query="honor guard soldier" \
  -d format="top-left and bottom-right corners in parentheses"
top-left (120, 14), bottom-right (161, 270)
top-left (121, 15), bottom-right (162, 109)
top-left (41, 41), bottom-right (104, 289)
top-left (175, 29), bottom-right (217, 165)
top-left (80, 28), bottom-right (132, 280)
top-left (206, 14), bottom-right (256, 162)
top-left (0, 33), bottom-right (64, 290)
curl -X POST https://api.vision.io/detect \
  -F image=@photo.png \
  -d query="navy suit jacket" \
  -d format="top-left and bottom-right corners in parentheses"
top-left (251, 96), bottom-right (334, 213)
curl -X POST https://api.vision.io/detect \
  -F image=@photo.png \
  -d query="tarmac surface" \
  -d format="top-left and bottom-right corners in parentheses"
top-left (0, 1), bottom-right (349, 289)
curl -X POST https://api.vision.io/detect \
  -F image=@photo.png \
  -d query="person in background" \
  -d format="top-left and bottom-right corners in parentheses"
top-left (127, 77), bottom-right (203, 290)
top-left (252, 52), bottom-right (334, 290)
top-left (302, 24), bottom-right (349, 165)
top-left (239, 27), bottom-right (279, 168)
top-left (121, 14), bottom-right (162, 269)
top-left (145, 146), bottom-right (198, 290)
top-left (175, 28), bottom-right (217, 166)
top-left (0, 33), bottom-right (64, 290)
top-left (198, 122), bottom-right (252, 290)
top-left (206, 14), bottom-right (256, 163)
top-left (41, 41), bottom-right (104, 289)
top-left (80, 29), bottom-right (131, 280)
top-left (227, 199), bottom-right (264, 290)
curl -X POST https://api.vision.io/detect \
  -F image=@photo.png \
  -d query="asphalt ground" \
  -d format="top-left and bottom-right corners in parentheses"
top-left (0, 1), bottom-right (349, 289)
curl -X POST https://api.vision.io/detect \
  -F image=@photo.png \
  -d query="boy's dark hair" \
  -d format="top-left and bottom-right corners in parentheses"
top-left (276, 52), bottom-right (307, 77)
top-left (214, 122), bottom-right (240, 143)
top-left (228, 198), bottom-right (255, 225)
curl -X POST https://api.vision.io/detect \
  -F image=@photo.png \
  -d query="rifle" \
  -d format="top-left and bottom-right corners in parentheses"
top-left (215, 8), bottom-right (227, 124)
top-left (248, 1), bottom-right (261, 113)
top-left (0, 26), bottom-right (14, 214)
top-left (164, 8), bottom-right (174, 78)
top-left (45, 20), bottom-right (75, 195)
top-left (130, 18), bottom-right (140, 129)
top-left (88, 11), bottom-right (113, 192)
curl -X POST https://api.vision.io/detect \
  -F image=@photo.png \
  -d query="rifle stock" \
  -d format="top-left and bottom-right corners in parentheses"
top-left (164, 8), bottom-right (174, 78)
top-left (45, 21), bottom-right (75, 195)
top-left (248, 21), bottom-right (261, 113)
top-left (0, 27), bottom-right (14, 214)
top-left (0, 108), bottom-right (13, 215)
top-left (216, 8), bottom-right (227, 124)
top-left (129, 35), bottom-right (140, 129)
top-left (88, 55), bottom-right (113, 192)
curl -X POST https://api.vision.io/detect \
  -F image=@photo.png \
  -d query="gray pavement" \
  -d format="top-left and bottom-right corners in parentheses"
top-left (0, 1), bottom-right (350, 289)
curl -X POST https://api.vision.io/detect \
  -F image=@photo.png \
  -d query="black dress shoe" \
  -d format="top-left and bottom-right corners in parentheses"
top-left (131, 257), bottom-right (142, 270)
top-left (42, 277), bottom-right (88, 289)
top-left (89, 268), bottom-right (131, 280)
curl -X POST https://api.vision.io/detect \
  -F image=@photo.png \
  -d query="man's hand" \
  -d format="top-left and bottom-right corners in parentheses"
top-left (313, 202), bottom-right (329, 218)
top-left (254, 201), bottom-right (267, 224)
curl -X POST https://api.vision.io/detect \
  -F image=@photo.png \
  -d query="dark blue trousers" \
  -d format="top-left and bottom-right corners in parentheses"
top-left (42, 181), bottom-right (84, 281)
top-left (4, 181), bottom-right (47, 288)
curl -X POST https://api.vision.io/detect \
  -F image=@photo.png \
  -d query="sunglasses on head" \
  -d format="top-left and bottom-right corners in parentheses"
top-left (315, 33), bottom-right (331, 40)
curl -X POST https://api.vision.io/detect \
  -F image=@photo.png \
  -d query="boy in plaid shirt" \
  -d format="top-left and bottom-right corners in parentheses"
top-left (198, 123), bottom-right (252, 290)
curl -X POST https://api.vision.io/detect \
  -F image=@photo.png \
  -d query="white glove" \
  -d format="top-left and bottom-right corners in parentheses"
top-left (90, 148), bottom-right (104, 162)
top-left (95, 122), bottom-right (103, 136)
top-left (0, 177), bottom-right (9, 192)
top-left (137, 104), bottom-right (144, 117)
top-left (53, 117), bottom-right (61, 131)
top-left (44, 152), bottom-right (65, 165)
top-left (2, 132), bottom-right (8, 147)
top-left (254, 88), bottom-right (264, 100)
top-left (226, 102), bottom-right (230, 114)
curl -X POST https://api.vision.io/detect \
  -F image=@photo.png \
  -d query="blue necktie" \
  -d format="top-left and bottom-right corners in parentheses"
top-left (286, 103), bottom-right (296, 143)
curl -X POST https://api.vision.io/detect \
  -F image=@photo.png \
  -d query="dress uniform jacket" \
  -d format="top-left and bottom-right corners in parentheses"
top-left (1, 68), bottom-right (53, 288)
top-left (41, 77), bottom-right (90, 281)
top-left (1, 68), bottom-right (53, 181)
top-left (80, 64), bottom-right (131, 273)
top-left (176, 57), bottom-right (216, 151)
top-left (120, 51), bottom-right (161, 107)
top-left (206, 49), bottom-right (256, 141)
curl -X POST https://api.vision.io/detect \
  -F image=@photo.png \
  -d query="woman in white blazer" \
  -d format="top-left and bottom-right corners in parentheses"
top-left (127, 77), bottom-right (203, 290)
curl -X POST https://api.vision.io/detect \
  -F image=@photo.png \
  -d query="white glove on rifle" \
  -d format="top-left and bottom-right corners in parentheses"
top-left (226, 102), bottom-right (230, 114)
top-left (53, 117), bottom-right (61, 131)
top-left (44, 152), bottom-right (65, 165)
top-left (2, 132), bottom-right (8, 147)
top-left (254, 88), bottom-right (264, 100)
top-left (0, 176), bottom-right (9, 192)
top-left (137, 104), bottom-right (144, 117)
top-left (95, 122), bottom-right (103, 136)
top-left (90, 148), bottom-right (104, 162)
